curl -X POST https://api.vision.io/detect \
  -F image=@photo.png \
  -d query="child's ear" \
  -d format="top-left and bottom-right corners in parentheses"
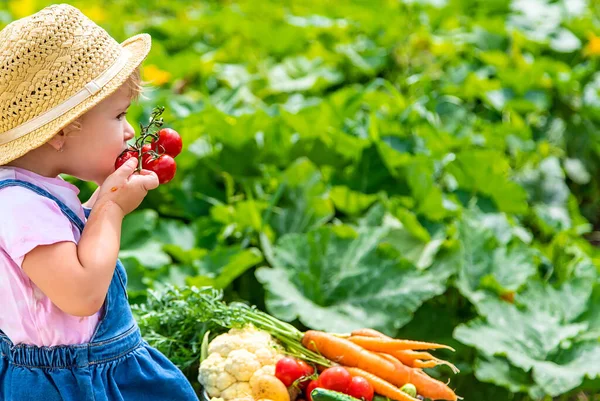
top-left (46, 131), bottom-right (67, 152)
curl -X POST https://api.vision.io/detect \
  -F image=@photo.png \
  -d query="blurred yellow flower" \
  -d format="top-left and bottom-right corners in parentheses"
top-left (8, 0), bottom-right (37, 19)
top-left (143, 65), bottom-right (172, 86)
top-left (80, 5), bottom-right (107, 23)
top-left (583, 32), bottom-right (600, 57)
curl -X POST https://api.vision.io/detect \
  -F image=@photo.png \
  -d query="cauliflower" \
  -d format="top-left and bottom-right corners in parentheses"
top-left (199, 325), bottom-right (285, 401)
top-left (225, 349), bottom-right (262, 381)
top-left (221, 382), bottom-right (253, 400)
top-left (198, 353), bottom-right (236, 397)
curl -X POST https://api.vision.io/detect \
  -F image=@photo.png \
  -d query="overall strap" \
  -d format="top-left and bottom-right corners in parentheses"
top-left (0, 179), bottom-right (85, 233)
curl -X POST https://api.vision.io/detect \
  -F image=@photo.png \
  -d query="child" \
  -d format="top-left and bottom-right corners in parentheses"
top-left (0, 4), bottom-right (198, 400)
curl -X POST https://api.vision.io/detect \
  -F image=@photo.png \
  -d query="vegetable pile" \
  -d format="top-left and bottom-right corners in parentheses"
top-left (136, 286), bottom-right (460, 401)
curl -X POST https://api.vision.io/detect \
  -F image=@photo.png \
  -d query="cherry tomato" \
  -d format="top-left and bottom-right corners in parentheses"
top-left (297, 360), bottom-right (315, 376)
top-left (346, 376), bottom-right (374, 401)
top-left (318, 367), bottom-right (352, 394)
top-left (115, 149), bottom-right (136, 169)
top-left (306, 379), bottom-right (320, 401)
top-left (144, 154), bottom-right (177, 184)
top-left (151, 128), bottom-right (182, 157)
top-left (141, 144), bottom-right (153, 168)
top-left (275, 357), bottom-right (305, 387)
top-left (296, 360), bottom-right (315, 389)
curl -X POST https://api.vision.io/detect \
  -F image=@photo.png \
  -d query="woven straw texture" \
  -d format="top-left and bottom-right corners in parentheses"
top-left (0, 3), bottom-right (151, 165)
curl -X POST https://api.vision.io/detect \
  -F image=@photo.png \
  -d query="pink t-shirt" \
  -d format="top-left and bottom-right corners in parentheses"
top-left (0, 166), bottom-right (100, 346)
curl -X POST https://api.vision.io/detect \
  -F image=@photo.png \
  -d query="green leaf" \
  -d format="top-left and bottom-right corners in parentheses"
top-left (188, 246), bottom-right (264, 289)
top-left (330, 186), bottom-right (378, 216)
top-left (455, 262), bottom-right (600, 397)
top-left (474, 356), bottom-right (538, 395)
top-left (255, 226), bottom-right (455, 334)
top-left (270, 158), bottom-right (334, 235)
top-left (564, 158), bottom-right (591, 185)
top-left (447, 150), bottom-right (529, 214)
top-left (456, 213), bottom-right (538, 303)
top-left (119, 239), bottom-right (171, 269)
top-left (267, 56), bottom-right (344, 94)
top-left (121, 210), bottom-right (159, 248)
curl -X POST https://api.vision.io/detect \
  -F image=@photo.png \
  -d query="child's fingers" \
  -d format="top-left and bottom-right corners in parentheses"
top-left (138, 170), bottom-right (159, 190)
top-left (116, 158), bottom-right (138, 179)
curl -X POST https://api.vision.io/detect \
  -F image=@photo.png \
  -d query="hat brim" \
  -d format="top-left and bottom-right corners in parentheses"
top-left (0, 33), bottom-right (152, 166)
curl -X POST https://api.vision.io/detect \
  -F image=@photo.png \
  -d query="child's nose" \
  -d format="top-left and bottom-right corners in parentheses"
top-left (124, 124), bottom-right (135, 141)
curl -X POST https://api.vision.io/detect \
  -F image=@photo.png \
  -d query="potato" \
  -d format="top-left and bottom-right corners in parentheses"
top-left (251, 375), bottom-right (290, 401)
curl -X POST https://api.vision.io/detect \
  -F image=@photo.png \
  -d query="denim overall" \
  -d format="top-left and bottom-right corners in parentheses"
top-left (0, 179), bottom-right (199, 400)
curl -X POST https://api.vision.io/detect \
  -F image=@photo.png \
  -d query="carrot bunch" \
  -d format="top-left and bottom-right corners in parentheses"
top-left (301, 328), bottom-right (460, 401)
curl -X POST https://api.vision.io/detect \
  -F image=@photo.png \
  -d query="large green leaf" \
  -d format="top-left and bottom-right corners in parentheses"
top-left (454, 262), bottom-right (600, 397)
top-left (188, 246), bottom-right (264, 289)
top-left (270, 158), bottom-right (334, 235)
top-left (447, 150), bottom-right (529, 214)
top-left (255, 225), bottom-right (455, 334)
top-left (456, 212), bottom-right (538, 304)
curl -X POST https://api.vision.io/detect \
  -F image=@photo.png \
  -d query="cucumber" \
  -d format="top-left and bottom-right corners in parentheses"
top-left (311, 388), bottom-right (362, 401)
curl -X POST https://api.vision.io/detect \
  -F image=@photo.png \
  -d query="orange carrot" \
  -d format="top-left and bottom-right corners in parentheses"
top-left (302, 331), bottom-right (458, 401)
top-left (378, 352), bottom-right (408, 370)
top-left (399, 352), bottom-right (459, 374)
top-left (349, 335), bottom-right (455, 352)
top-left (351, 328), bottom-right (387, 337)
top-left (344, 367), bottom-right (420, 401)
top-left (396, 350), bottom-right (436, 362)
top-left (413, 360), bottom-right (438, 369)
top-left (352, 329), bottom-right (459, 373)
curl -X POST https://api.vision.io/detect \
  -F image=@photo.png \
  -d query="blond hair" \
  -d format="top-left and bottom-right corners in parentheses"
top-left (67, 66), bottom-right (147, 132)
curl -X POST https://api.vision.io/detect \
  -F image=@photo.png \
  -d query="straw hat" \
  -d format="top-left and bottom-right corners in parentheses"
top-left (0, 3), bottom-right (152, 165)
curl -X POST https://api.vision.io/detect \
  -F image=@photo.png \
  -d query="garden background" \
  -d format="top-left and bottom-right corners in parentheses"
top-left (2, 0), bottom-right (600, 399)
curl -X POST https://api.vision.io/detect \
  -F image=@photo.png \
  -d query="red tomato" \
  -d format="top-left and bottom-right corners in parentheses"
top-left (346, 377), bottom-right (374, 401)
top-left (306, 379), bottom-right (320, 401)
top-left (151, 128), bottom-right (182, 157)
top-left (297, 360), bottom-right (315, 376)
top-left (318, 367), bottom-right (352, 394)
top-left (296, 360), bottom-right (315, 389)
top-left (115, 149), bottom-right (136, 169)
top-left (275, 357), bottom-right (305, 387)
top-left (141, 144), bottom-right (153, 168)
top-left (144, 154), bottom-right (177, 184)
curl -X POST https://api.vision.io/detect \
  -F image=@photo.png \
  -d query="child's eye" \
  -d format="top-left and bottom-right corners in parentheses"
top-left (117, 112), bottom-right (128, 120)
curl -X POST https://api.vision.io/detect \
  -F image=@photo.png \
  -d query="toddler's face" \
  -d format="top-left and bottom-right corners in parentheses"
top-left (63, 84), bottom-right (135, 185)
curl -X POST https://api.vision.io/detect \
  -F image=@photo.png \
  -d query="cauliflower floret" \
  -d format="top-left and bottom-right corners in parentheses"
top-left (254, 347), bottom-right (283, 366)
top-left (199, 353), bottom-right (237, 398)
top-left (208, 333), bottom-right (246, 358)
top-left (224, 349), bottom-right (262, 381)
top-left (221, 382), bottom-right (253, 400)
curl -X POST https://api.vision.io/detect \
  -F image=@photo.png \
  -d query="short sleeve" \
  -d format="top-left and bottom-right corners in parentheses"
top-left (0, 187), bottom-right (77, 268)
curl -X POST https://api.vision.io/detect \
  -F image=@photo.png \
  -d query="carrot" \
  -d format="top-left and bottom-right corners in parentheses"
top-left (351, 328), bottom-right (386, 337)
top-left (352, 329), bottom-right (459, 373)
top-left (378, 352), bottom-right (408, 370)
top-left (349, 335), bottom-right (455, 352)
top-left (398, 351), bottom-right (459, 374)
top-left (302, 331), bottom-right (458, 401)
top-left (413, 360), bottom-right (438, 369)
top-left (344, 367), bottom-right (420, 401)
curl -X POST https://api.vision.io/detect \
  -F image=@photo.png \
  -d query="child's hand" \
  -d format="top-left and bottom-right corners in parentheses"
top-left (96, 158), bottom-right (159, 215)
